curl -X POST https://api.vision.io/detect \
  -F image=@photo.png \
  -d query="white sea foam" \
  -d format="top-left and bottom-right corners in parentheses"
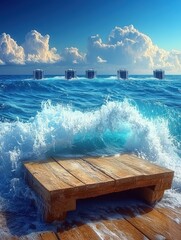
top-left (105, 76), bottom-right (117, 80)
top-left (129, 76), bottom-right (158, 80)
top-left (38, 76), bottom-right (65, 80)
top-left (0, 99), bottom-right (180, 237)
top-left (0, 100), bottom-right (180, 207)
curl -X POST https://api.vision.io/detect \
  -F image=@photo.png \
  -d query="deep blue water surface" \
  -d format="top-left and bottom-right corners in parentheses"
top-left (0, 75), bottom-right (180, 237)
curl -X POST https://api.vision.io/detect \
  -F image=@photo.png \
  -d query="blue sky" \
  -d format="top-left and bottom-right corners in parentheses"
top-left (0, 0), bottom-right (181, 74)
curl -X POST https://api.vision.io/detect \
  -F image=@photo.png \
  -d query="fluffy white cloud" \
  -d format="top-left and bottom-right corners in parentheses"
top-left (23, 30), bottom-right (60, 63)
top-left (1, 26), bottom-right (181, 73)
top-left (87, 25), bottom-right (155, 67)
top-left (97, 56), bottom-right (107, 63)
top-left (167, 50), bottom-right (181, 70)
top-left (87, 25), bottom-right (181, 73)
top-left (61, 47), bottom-right (85, 64)
top-left (0, 33), bottom-right (25, 64)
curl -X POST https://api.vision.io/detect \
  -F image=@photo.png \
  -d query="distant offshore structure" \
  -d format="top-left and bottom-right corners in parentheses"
top-left (33, 69), bottom-right (44, 80)
top-left (65, 69), bottom-right (76, 79)
top-left (153, 69), bottom-right (165, 79)
top-left (117, 69), bottom-right (128, 79)
top-left (86, 69), bottom-right (97, 79)
top-left (32, 68), bottom-right (166, 80)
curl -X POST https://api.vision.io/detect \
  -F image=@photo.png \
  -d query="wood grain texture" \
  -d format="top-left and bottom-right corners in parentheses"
top-left (6, 206), bottom-right (181, 239)
top-left (39, 231), bottom-right (59, 240)
top-left (24, 154), bottom-right (174, 222)
top-left (56, 158), bottom-right (113, 184)
top-left (121, 205), bottom-right (181, 240)
top-left (58, 224), bottom-right (100, 240)
top-left (55, 205), bottom-right (180, 240)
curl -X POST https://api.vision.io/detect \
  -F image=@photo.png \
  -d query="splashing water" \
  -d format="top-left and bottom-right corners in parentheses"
top-left (1, 99), bottom-right (180, 185)
top-left (0, 75), bottom-right (181, 237)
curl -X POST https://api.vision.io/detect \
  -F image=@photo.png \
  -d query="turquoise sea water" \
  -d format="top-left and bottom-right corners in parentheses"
top-left (0, 75), bottom-right (181, 237)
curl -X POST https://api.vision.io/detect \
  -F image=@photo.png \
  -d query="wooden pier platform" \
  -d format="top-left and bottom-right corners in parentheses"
top-left (24, 154), bottom-right (174, 223)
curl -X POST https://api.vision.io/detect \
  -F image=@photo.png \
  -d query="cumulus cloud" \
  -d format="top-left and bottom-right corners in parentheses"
top-left (87, 25), bottom-right (155, 68)
top-left (61, 47), bottom-right (85, 64)
top-left (0, 26), bottom-right (181, 73)
top-left (87, 25), bottom-right (181, 73)
top-left (0, 33), bottom-right (25, 64)
top-left (23, 30), bottom-right (60, 63)
top-left (97, 56), bottom-right (107, 63)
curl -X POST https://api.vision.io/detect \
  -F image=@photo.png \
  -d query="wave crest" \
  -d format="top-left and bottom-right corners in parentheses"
top-left (0, 99), bottom-right (179, 164)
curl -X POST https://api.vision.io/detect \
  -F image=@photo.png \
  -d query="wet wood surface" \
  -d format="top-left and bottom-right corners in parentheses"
top-left (3, 195), bottom-right (181, 239)
top-left (24, 154), bottom-right (174, 222)
top-left (57, 203), bottom-right (181, 240)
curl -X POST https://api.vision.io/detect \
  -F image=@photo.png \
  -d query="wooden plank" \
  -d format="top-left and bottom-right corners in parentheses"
top-left (44, 159), bottom-right (84, 187)
top-left (83, 156), bottom-right (139, 180)
top-left (55, 158), bottom-right (113, 185)
top-left (56, 204), bottom-right (181, 240)
top-left (54, 158), bottom-right (116, 201)
top-left (5, 205), bottom-right (181, 240)
top-left (86, 156), bottom-right (143, 175)
top-left (24, 158), bottom-right (85, 195)
top-left (118, 205), bottom-right (181, 239)
top-left (118, 154), bottom-right (174, 177)
top-left (83, 156), bottom-right (156, 194)
top-left (24, 159), bottom-right (71, 192)
top-left (93, 218), bottom-right (147, 239)
top-left (58, 224), bottom-right (100, 240)
top-left (39, 231), bottom-right (59, 240)
top-left (85, 155), bottom-right (173, 179)
top-left (118, 155), bottom-right (174, 191)
top-left (156, 206), bottom-right (181, 223)
top-left (84, 155), bottom-right (174, 191)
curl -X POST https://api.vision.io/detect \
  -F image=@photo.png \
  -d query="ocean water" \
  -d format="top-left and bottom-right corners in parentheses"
top-left (0, 74), bottom-right (181, 237)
